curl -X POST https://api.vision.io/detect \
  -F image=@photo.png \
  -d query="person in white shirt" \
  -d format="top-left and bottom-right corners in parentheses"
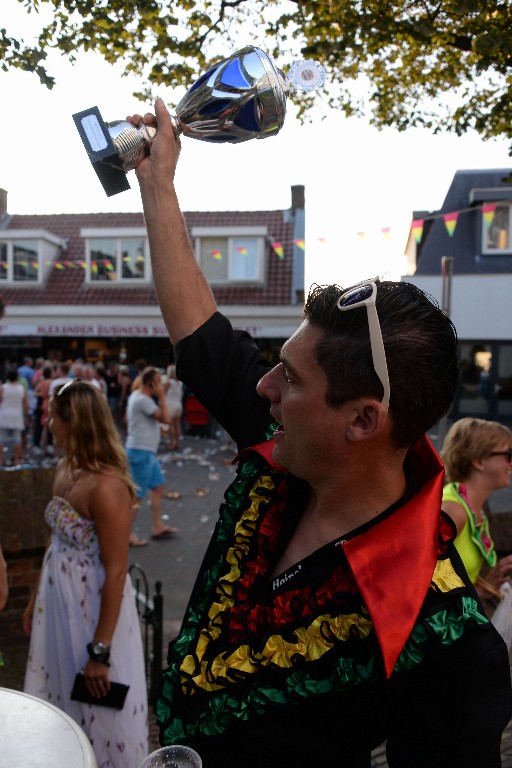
top-left (0, 366), bottom-right (29, 466)
top-left (125, 367), bottom-right (176, 545)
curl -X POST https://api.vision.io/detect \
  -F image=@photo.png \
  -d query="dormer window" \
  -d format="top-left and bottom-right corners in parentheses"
top-left (0, 230), bottom-right (65, 283)
top-left (192, 227), bottom-right (267, 285)
top-left (82, 228), bottom-right (150, 283)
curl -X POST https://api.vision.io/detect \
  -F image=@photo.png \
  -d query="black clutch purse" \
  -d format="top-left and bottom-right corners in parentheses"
top-left (71, 672), bottom-right (129, 710)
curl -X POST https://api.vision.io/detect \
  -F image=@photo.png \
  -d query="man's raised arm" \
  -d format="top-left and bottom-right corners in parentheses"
top-left (130, 98), bottom-right (217, 344)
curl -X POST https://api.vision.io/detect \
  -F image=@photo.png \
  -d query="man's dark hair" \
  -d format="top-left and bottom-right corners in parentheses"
top-left (303, 281), bottom-right (459, 448)
top-left (141, 366), bottom-right (159, 386)
top-left (6, 366), bottom-right (18, 383)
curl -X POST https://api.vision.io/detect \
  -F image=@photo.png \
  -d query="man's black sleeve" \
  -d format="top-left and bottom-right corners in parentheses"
top-left (174, 312), bottom-right (274, 450)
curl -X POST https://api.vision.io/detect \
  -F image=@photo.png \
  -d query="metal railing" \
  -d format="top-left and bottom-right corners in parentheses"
top-left (129, 563), bottom-right (164, 706)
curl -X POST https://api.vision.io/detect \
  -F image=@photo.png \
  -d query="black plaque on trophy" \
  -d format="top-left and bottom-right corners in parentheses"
top-left (73, 107), bottom-right (131, 196)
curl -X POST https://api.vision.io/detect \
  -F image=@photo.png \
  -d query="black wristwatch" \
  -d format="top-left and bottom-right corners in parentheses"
top-left (87, 641), bottom-right (111, 666)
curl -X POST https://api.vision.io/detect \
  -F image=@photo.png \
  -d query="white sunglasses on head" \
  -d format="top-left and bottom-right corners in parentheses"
top-left (336, 279), bottom-right (390, 411)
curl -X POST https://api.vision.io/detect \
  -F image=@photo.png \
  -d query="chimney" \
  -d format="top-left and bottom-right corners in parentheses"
top-left (0, 189), bottom-right (7, 215)
top-left (291, 184), bottom-right (304, 212)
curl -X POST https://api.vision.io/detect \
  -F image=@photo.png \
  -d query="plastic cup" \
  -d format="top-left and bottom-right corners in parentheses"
top-left (140, 745), bottom-right (202, 768)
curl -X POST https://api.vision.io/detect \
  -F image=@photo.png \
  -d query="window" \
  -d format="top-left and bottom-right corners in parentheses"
top-left (0, 238), bottom-right (40, 283)
top-left (193, 227), bottom-right (267, 284)
top-left (482, 203), bottom-right (512, 254)
top-left (85, 234), bottom-right (149, 282)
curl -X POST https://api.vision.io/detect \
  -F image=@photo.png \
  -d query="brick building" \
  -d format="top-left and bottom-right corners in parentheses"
top-left (0, 185), bottom-right (305, 368)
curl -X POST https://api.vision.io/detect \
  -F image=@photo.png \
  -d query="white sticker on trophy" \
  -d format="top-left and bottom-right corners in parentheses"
top-left (81, 114), bottom-right (108, 151)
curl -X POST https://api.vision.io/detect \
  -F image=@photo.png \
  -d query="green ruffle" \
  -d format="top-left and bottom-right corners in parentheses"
top-left (395, 595), bottom-right (488, 672)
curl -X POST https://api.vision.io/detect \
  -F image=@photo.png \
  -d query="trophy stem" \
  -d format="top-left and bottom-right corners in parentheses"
top-left (169, 115), bottom-right (182, 140)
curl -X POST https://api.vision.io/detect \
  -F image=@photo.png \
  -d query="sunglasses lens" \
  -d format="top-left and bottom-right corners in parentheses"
top-left (339, 285), bottom-right (373, 307)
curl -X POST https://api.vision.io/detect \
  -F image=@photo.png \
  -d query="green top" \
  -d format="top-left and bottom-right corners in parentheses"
top-left (442, 481), bottom-right (497, 582)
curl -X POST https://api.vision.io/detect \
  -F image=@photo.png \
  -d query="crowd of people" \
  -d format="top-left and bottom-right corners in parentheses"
top-left (0, 355), bottom-right (187, 467)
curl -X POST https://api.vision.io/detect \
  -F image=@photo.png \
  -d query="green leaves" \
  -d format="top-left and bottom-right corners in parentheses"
top-left (3, 0), bottom-right (512, 142)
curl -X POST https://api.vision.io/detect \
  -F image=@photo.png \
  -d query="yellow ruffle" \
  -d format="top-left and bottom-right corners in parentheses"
top-left (431, 558), bottom-right (465, 592)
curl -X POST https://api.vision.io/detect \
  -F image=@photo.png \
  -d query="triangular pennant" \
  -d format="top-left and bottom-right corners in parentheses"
top-left (411, 219), bottom-right (424, 244)
top-left (293, 239), bottom-right (305, 250)
top-left (443, 212), bottom-right (459, 236)
top-left (210, 249), bottom-right (223, 260)
top-left (356, 232), bottom-right (365, 240)
top-left (236, 247), bottom-right (248, 255)
top-left (271, 242), bottom-right (284, 259)
top-left (482, 203), bottom-right (497, 228)
top-left (381, 227), bottom-right (391, 240)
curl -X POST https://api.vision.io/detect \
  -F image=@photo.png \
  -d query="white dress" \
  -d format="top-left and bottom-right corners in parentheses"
top-left (24, 496), bottom-right (149, 768)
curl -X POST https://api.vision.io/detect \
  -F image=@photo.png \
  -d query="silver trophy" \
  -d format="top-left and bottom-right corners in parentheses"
top-left (73, 46), bottom-right (325, 196)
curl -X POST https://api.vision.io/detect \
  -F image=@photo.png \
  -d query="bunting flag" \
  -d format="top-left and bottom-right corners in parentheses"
top-left (411, 219), bottom-right (424, 243)
top-left (236, 247), bottom-right (249, 255)
top-left (293, 239), bottom-right (305, 250)
top-left (482, 203), bottom-right (497, 228)
top-left (54, 261), bottom-right (64, 270)
top-left (357, 232), bottom-right (366, 240)
top-left (381, 227), bottom-right (391, 240)
top-left (210, 249), bottom-right (223, 260)
top-left (271, 241), bottom-right (284, 259)
top-left (30, 261), bottom-right (39, 269)
top-left (443, 212), bottom-right (459, 237)
top-left (104, 260), bottom-right (115, 271)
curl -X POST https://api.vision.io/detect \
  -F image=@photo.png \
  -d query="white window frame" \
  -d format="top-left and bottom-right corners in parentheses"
top-left (482, 203), bottom-right (512, 255)
top-left (81, 227), bottom-right (150, 284)
top-left (192, 226), bottom-right (268, 285)
top-left (0, 230), bottom-right (65, 285)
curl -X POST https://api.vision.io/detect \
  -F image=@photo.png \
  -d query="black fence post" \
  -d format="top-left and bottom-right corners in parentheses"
top-left (129, 564), bottom-right (164, 708)
top-left (150, 580), bottom-right (164, 706)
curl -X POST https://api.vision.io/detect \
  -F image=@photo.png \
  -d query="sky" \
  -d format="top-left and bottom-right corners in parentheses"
top-left (2, 0), bottom-right (512, 292)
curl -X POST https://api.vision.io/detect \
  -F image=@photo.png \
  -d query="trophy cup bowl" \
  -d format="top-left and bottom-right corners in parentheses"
top-left (73, 46), bottom-right (325, 196)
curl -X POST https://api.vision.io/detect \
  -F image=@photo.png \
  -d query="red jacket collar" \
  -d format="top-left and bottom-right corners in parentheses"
top-left (240, 435), bottom-right (446, 678)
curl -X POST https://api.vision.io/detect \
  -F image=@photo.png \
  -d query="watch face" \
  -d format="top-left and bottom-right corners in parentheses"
top-left (93, 642), bottom-right (109, 654)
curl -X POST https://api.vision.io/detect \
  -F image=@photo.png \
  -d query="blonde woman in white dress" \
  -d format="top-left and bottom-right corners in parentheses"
top-left (23, 379), bottom-right (148, 768)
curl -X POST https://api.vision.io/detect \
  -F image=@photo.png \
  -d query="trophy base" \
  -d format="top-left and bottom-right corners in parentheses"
top-left (73, 107), bottom-right (132, 196)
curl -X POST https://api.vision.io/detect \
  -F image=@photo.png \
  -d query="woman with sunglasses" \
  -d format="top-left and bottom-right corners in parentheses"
top-left (23, 379), bottom-right (148, 767)
top-left (441, 417), bottom-right (512, 608)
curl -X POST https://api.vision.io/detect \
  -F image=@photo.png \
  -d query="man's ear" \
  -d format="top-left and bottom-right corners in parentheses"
top-left (345, 399), bottom-right (388, 442)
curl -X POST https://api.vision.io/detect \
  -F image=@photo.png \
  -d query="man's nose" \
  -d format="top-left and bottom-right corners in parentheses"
top-left (256, 365), bottom-right (281, 401)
